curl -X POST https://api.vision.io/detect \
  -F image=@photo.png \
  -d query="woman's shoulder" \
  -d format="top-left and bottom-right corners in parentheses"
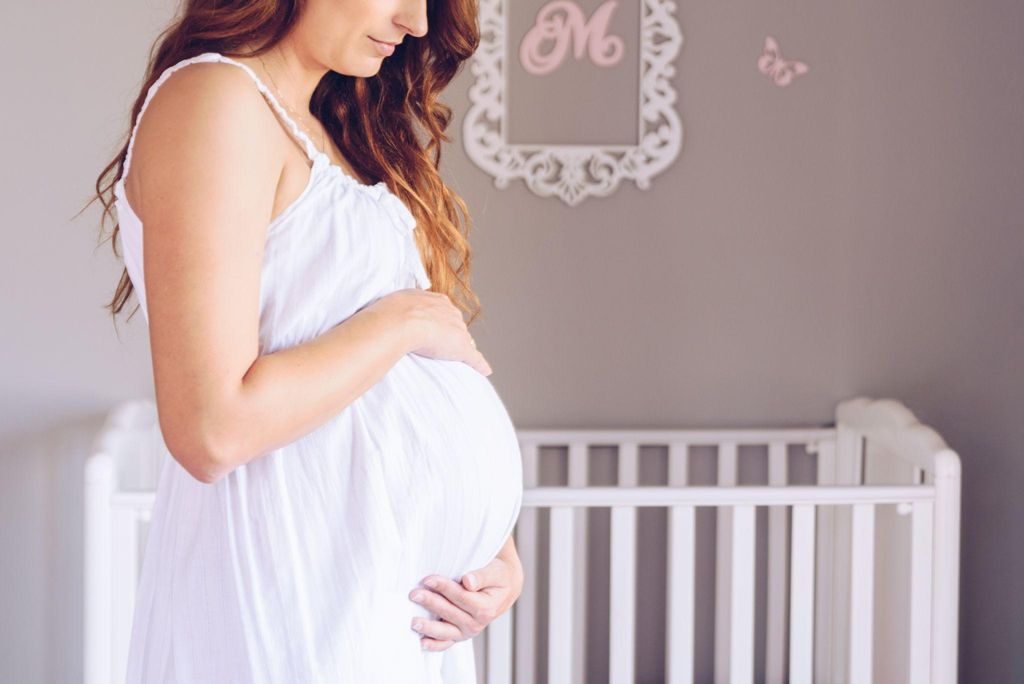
top-left (122, 56), bottom-right (284, 214)
top-left (132, 56), bottom-right (273, 162)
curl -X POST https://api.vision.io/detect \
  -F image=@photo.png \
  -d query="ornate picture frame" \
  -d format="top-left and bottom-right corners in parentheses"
top-left (462, 0), bottom-right (684, 206)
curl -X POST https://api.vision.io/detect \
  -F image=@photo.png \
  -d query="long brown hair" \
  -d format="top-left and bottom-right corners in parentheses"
top-left (85, 0), bottom-right (482, 326)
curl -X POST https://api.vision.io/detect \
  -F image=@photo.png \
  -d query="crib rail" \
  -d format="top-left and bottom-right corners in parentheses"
top-left (486, 397), bottom-right (960, 684)
top-left (493, 484), bottom-right (939, 684)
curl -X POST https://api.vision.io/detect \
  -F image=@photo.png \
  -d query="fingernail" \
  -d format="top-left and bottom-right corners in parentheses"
top-left (411, 619), bottom-right (422, 632)
top-left (411, 592), bottom-right (425, 603)
top-left (421, 640), bottom-right (430, 650)
top-left (465, 574), bottom-right (478, 590)
top-left (424, 578), bottom-right (438, 589)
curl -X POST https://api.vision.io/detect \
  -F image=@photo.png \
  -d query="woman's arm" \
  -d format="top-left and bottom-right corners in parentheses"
top-left (214, 305), bottom-right (415, 479)
top-left (134, 62), bottom-right (489, 485)
top-left (132, 62), bottom-right (421, 484)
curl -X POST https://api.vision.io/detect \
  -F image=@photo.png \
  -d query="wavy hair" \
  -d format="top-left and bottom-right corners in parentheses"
top-left (84, 0), bottom-right (483, 327)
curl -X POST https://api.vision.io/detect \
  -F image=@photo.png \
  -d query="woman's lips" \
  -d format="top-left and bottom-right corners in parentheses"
top-left (369, 36), bottom-right (396, 56)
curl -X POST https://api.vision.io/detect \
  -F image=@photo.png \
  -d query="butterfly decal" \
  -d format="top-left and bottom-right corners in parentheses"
top-left (757, 35), bottom-right (809, 87)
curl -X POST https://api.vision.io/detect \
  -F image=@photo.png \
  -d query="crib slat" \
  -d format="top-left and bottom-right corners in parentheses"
top-left (610, 503), bottom-right (637, 683)
top-left (568, 441), bottom-right (589, 684)
top-left (666, 442), bottom-right (694, 684)
top-left (514, 441), bottom-right (540, 684)
top-left (549, 506), bottom-right (575, 683)
top-left (618, 441), bottom-right (639, 486)
top-left (667, 504), bottom-right (696, 684)
top-left (610, 441), bottom-right (639, 684)
top-left (714, 441), bottom-right (738, 683)
top-left (789, 504), bottom-right (816, 684)
top-left (728, 504), bottom-right (756, 684)
top-left (908, 500), bottom-right (934, 684)
top-left (667, 442), bottom-right (690, 489)
top-left (84, 453), bottom-right (114, 684)
top-left (813, 438), bottom-right (839, 684)
top-left (486, 610), bottom-right (513, 684)
top-left (766, 441), bottom-right (789, 684)
top-left (110, 508), bottom-right (140, 683)
top-left (848, 503), bottom-right (875, 684)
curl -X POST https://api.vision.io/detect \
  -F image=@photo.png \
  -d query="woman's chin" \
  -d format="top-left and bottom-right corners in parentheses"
top-left (331, 59), bottom-right (383, 79)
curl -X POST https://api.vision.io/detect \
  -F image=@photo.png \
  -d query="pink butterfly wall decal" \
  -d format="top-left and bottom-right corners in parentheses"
top-left (757, 35), bottom-right (809, 87)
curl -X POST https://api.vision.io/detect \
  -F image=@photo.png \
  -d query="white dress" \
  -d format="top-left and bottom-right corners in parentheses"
top-left (113, 52), bottom-right (523, 683)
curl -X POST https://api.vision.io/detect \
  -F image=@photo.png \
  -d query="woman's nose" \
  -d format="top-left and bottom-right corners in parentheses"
top-left (396, 0), bottom-right (428, 39)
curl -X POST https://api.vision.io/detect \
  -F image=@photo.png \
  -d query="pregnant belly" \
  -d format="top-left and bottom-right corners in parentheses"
top-left (356, 353), bottom-right (524, 584)
top-left (151, 352), bottom-right (523, 677)
top-left (147, 352), bottom-right (523, 682)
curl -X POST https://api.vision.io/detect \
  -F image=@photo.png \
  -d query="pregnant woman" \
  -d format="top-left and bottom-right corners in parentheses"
top-left (93, 0), bottom-right (524, 681)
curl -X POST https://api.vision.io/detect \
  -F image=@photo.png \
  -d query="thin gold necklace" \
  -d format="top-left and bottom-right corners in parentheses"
top-left (256, 50), bottom-right (327, 156)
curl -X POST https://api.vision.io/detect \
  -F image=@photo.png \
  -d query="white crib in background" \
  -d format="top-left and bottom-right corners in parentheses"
top-left (85, 396), bottom-right (961, 684)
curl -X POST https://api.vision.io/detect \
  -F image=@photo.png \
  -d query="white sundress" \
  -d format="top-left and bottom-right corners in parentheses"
top-left (112, 51), bottom-right (523, 683)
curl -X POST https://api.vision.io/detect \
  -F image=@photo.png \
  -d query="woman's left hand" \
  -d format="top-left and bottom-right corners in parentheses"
top-left (408, 539), bottom-right (524, 652)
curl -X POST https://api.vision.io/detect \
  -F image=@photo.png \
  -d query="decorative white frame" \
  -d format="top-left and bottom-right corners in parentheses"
top-left (462, 0), bottom-right (684, 206)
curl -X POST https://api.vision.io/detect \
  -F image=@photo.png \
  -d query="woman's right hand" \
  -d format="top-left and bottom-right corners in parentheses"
top-left (366, 288), bottom-right (493, 376)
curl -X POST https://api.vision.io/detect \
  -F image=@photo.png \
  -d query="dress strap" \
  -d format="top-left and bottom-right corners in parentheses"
top-left (121, 52), bottom-right (321, 182)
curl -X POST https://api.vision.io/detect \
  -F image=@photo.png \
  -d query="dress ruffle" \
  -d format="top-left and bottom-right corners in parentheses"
top-left (328, 166), bottom-right (432, 291)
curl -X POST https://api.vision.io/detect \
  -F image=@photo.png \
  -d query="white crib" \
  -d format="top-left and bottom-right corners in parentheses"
top-left (84, 396), bottom-right (961, 683)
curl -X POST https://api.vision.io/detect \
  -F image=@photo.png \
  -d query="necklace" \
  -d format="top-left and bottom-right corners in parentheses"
top-left (257, 50), bottom-right (328, 156)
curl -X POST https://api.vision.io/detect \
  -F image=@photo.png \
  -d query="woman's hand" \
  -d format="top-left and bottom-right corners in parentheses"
top-left (408, 537), bottom-right (524, 651)
top-left (364, 288), bottom-right (492, 376)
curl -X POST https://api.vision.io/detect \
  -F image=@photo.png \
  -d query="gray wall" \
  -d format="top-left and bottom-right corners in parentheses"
top-left (2, 0), bottom-right (1021, 681)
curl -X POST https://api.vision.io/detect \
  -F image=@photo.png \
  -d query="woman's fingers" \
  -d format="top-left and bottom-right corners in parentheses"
top-left (415, 576), bottom-right (486, 620)
top-left (419, 636), bottom-right (456, 652)
top-left (411, 616), bottom-right (460, 648)
top-left (473, 353), bottom-right (493, 376)
top-left (409, 586), bottom-right (482, 635)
